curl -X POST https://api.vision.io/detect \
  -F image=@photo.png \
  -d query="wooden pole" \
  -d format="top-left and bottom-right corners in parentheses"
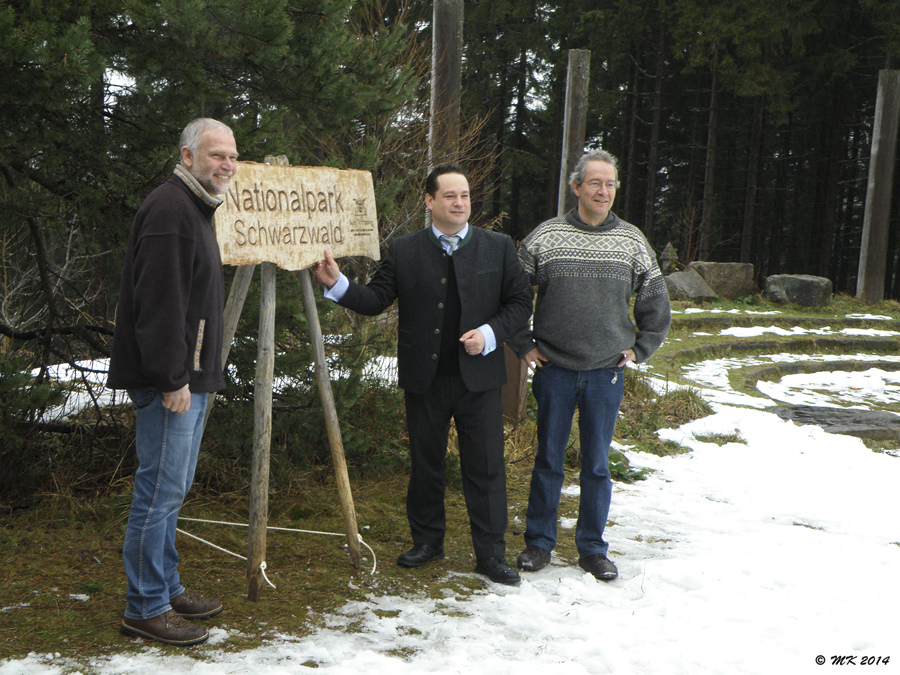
top-left (247, 261), bottom-right (276, 600)
top-left (429, 0), bottom-right (463, 167)
top-left (203, 264), bottom-right (255, 431)
top-left (857, 69), bottom-right (900, 303)
top-left (297, 269), bottom-right (361, 567)
top-left (698, 60), bottom-right (719, 262)
top-left (557, 50), bottom-right (591, 216)
top-left (501, 344), bottom-right (527, 424)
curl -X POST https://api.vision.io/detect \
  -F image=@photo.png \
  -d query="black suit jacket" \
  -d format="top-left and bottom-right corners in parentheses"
top-left (339, 226), bottom-right (533, 395)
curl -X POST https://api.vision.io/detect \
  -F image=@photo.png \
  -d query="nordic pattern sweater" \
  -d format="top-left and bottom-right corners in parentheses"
top-left (509, 209), bottom-right (671, 371)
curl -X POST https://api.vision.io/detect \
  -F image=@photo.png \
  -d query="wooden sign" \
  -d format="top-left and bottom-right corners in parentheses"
top-left (215, 161), bottom-right (380, 270)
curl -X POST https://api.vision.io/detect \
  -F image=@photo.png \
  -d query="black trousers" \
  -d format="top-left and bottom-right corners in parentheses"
top-left (403, 376), bottom-right (508, 560)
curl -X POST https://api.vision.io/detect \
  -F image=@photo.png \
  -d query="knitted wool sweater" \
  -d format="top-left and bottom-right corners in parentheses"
top-left (509, 209), bottom-right (671, 371)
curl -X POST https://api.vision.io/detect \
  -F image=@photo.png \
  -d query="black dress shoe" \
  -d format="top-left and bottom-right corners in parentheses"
top-left (516, 545), bottom-right (551, 571)
top-left (397, 543), bottom-right (444, 568)
top-left (475, 556), bottom-right (521, 585)
top-left (578, 553), bottom-right (618, 581)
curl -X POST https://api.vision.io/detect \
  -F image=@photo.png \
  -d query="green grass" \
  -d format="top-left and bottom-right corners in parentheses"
top-left (693, 432), bottom-right (745, 446)
top-left (658, 294), bottom-right (900, 398)
top-left (0, 476), bottom-right (478, 662)
top-left (615, 371), bottom-right (712, 456)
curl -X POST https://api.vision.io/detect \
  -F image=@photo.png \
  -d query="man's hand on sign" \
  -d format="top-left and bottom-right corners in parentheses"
top-left (313, 250), bottom-right (341, 288)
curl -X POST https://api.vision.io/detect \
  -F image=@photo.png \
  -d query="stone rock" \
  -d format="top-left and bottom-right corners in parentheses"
top-left (764, 274), bottom-right (832, 307)
top-left (688, 261), bottom-right (757, 300)
top-left (665, 268), bottom-right (718, 302)
top-left (659, 242), bottom-right (679, 275)
top-left (770, 405), bottom-right (900, 441)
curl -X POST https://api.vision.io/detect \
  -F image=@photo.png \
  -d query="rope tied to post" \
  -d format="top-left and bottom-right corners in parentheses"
top-left (176, 517), bottom-right (378, 578)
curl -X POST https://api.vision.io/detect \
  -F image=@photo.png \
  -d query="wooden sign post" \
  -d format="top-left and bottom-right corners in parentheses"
top-left (211, 157), bottom-right (380, 600)
top-left (557, 49), bottom-right (591, 218)
top-left (857, 70), bottom-right (900, 304)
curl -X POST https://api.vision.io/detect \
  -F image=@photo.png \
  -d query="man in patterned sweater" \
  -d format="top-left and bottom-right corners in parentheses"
top-left (509, 149), bottom-right (670, 581)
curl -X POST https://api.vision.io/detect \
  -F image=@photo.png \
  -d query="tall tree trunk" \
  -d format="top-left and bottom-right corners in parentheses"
top-left (819, 124), bottom-right (842, 277)
top-left (884, 208), bottom-right (897, 298)
top-left (834, 127), bottom-right (863, 291)
top-left (768, 127), bottom-right (791, 275)
top-left (429, 0), bottom-right (463, 166)
top-left (509, 48), bottom-right (529, 232)
top-left (491, 71), bottom-right (508, 224)
top-left (643, 16), bottom-right (665, 243)
top-left (624, 54), bottom-right (642, 222)
top-left (741, 97), bottom-right (763, 264)
top-left (891, 168), bottom-right (900, 298)
top-left (545, 63), bottom-right (566, 223)
top-left (90, 72), bottom-right (110, 320)
top-left (682, 80), bottom-right (704, 264)
top-left (699, 60), bottom-right (718, 261)
top-left (546, 0), bottom-right (571, 222)
top-left (856, 70), bottom-right (900, 304)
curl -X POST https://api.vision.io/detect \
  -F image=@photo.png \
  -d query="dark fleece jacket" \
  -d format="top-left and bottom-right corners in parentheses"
top-left (107, 169), bottom-right (225, 394)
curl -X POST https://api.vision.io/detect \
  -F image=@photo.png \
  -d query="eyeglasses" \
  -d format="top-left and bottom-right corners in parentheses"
top-left (583, 180), bottom-right (619, 192)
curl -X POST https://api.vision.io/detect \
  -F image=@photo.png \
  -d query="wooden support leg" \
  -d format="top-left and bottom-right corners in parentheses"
top-left (297, 268), bottom-right (361, 567)
top-left (203, 264), bottom-right (255, 432)
top-left (247, 261), bottom-right (276, 600)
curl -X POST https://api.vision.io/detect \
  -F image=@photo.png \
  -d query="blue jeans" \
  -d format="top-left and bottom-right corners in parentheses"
top-left (525, 363), bottom-right (624, 558)
top-left (123, 388), bottom-right (208, 620)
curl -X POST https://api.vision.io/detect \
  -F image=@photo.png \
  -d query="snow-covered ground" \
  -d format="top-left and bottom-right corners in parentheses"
top-left (4, 313), bottom-right (899, 674)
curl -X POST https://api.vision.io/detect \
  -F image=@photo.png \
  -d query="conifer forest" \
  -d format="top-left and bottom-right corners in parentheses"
top-left (2, 0), bottom-right (900, 489)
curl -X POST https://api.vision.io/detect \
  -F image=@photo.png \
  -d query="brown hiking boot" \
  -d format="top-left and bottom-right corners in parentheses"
top-left (120, 608), bottom-right (209, 646)
top-left (170, 590), bottom-right (224, 620)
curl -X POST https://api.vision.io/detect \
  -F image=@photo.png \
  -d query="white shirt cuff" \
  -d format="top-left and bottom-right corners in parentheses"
top-left (478, 324), bottom-right (496, 355)
top-left (323, 274), bottom-right (349, 302)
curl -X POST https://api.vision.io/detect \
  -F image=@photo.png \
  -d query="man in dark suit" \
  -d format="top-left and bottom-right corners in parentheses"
top-left (313, 164), bottom-right (532, 585)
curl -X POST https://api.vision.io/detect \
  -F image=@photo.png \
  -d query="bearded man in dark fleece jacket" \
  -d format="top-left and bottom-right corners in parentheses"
top-left (107, 118), bottom-right (237, 646)
top-left (509, 148), bottom-right (671, 582)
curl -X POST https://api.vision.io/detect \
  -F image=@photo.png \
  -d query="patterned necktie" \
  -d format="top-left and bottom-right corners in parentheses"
top-left (442, 235), bottom-right (461, 255)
